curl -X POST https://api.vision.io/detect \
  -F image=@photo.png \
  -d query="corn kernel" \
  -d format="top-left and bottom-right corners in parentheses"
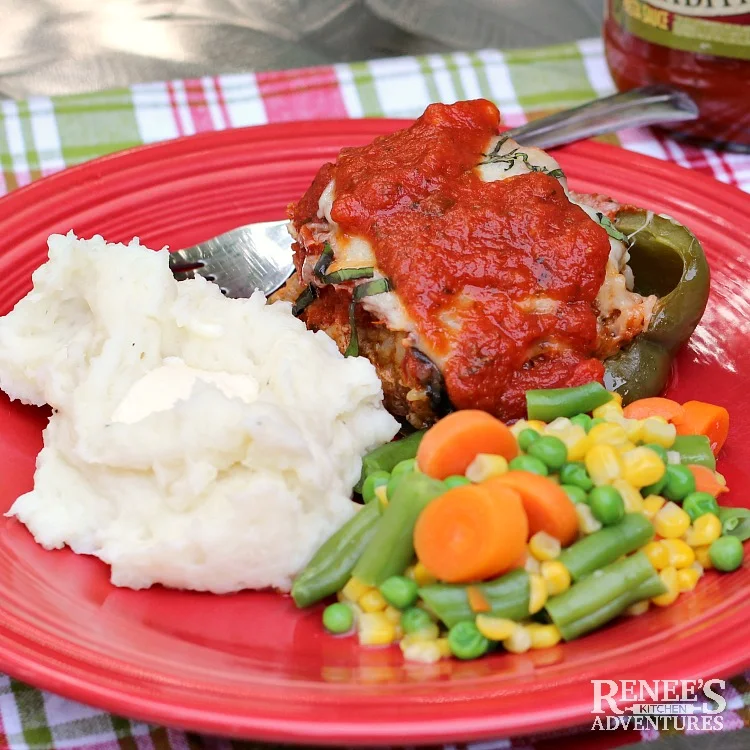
top-left (625, 600), bottom-right (650, 617)
top-left (588, 422), bottom-right (630, 449)
top-left (503, 624), bottom-right (532, 654)
top-left (523, 551), bottom-right (542, 574)
top-left (541, 560), bottom-right (571, 595)
top-left (642, 494), bottom-right (666, 520)
top-left (412, 561), bottom-right (437, 587)
top-left (609, 392), bottom-right (624, 406)
top-left (619, 417), bottom-right (644, 443)
top-left (677, 567), bottom-right (701, 593)
top-left (384, 605), bottom-right (402, 625)
top-left (613, 479), bottom-right (644, 513)
top-left (652, 566), bottom-right (680, 607)
top-left (358, 612), bottom-right (397, 646)
top-left (400, 636), bottom-right (443, 663)
top-left (529, 531), bottom-right (562, 561)
top-left (620, 447), bottom-right (666, 489)
top-left (341, 577), bottom-right (372, 603)
top-left (475, 615), bottom-right (517, 642)
top-left (641, 417), bottom-right (677, 448)
top-left (511, 419), bottom-right (546, 437)
top-left (549, 425), bottom-right (589, 462)
top-left (374, 485), bottom-right (388, 507)
top-left (436, 637), bottom-right (452, 658)
top-left (465, 453), bottom-right (508, 482)
top-left (545, 417), bottom-right (572, 433)
top-left (359, 588), bottom-right (388, 613)
top-left (694, 545), bottom-right (714, 569)
top-left (528, 574), bottom-right (548, 614)
top-left (684, 513), bottom-right (722, 547)
top-left (576, 502), bottom-right (603, 534)
top-left (585, 444), bottom-right (623, 485)
top-left (642, 540), bottom-right (669, 570)
top-left (527, 623), bottom-right (562, 649)
top-left (661, 539), bottom-right (696, 569)
top-left (654, 502), bottom-right (691, 539)
top-left (592, 400), bottom-right (624, 420)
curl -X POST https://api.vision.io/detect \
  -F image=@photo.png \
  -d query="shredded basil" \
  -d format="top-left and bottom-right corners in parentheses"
top-left (322, 267), bottom-right (375, 284)
top-left (291, 284), bottom-right (317, 317)
top-left (344, 277), bottom-right (393, 357)
top-left (596, 212), bottom-right (629, 244)
top-left (312, 243), bottom-right (334, 278)
top-left (354, 277), bottom-right (392, 300)
top-left (344, 300), bottom-right (359, 357)
top-left (479, 145), bottom-right (565, 180)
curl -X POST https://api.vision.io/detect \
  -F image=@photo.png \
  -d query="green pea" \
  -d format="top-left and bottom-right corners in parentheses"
top-left (387, 458), bottom-right (418, 498)
top-left (559, 462), bottom-right (594, 491)
top-left (379, 576), bottom-right (419, 610)
top-left (682, 492), bottom-right (720, 522)
top-left (561, 484), bottom-right (588, 505)
top-left (509, 455), bottom-right (549, 476)
top-left (361, 470), bottom-right (390, 505)
top-left (444, 475), bottom-right (472, 489)
top-left (663, 464), bottom-right (696, 502)
top-left (322, 603), bottom-right (354, 634)
top-left (528, 435), bottom-right (568, 471)
top-left (709, 536), bottom-right (744, 572)
top-left (570, 413), bottom-right (593, 433)
top-left (518, 428), bottom-right (542, 452)
top-left (590, 417), bottom-right (606, 429)
top-left (643, 443), bottom-right (668, 463)
top-left (401, 606), bottom-right (434, 634)
top-left (447, 620), bottom-right (490, 660)
top-left (589, 486), bottom-right (625, 526)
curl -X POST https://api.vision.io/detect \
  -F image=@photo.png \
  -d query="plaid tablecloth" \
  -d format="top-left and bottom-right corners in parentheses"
top-left (0, 36), bottom-right (748, 750)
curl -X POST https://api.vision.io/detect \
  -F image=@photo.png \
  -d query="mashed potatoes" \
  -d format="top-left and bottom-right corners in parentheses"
top-left (0, 232), bottom-right (399, 593)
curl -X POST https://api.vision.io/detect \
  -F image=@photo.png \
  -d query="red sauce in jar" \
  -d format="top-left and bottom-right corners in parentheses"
top-left (293, 100), bottom-right (611, 420)
top-left (604, 0), bottom-right (750, 150)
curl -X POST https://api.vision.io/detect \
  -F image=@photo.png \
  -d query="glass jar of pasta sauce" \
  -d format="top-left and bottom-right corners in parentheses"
top-left (603, 0), bottom-right (750, 151)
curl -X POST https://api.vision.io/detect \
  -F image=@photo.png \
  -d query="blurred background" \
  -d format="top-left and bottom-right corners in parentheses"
top-left (0, 0), bottom-right (603, 99)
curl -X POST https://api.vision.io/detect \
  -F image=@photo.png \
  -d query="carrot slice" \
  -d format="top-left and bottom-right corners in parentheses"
top-left (623, 397), bottom-right (685, 424)
top-left (485, 471), bottom-right (578, 546)
top-left (413, 483), bottom-right (528, 583)
top-left (687, 464), bottom-right (728, 498)
top-left (676, 400), bottom-right (730, 455)
top-left (467, 585), bottom-right (492, 613)
top-left (416, 410), bottom-right (518, 480)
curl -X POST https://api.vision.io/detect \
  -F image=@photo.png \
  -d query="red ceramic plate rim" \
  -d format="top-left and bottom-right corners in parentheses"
top-left (0, 119), bottom-right (748, 745)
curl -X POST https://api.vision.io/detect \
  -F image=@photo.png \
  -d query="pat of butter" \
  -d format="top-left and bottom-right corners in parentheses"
top-left (111, 357), bottom-right (259, 424)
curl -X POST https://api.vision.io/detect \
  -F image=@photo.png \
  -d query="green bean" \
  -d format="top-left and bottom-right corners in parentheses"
top-left (550, 565), bottom-right (666, 641)
top-left (355, 430), bottom-right (426, 493)
top-left (671, 435), bottom-right (716, 470)
top-left (418, 569), bottom-right (530, 628)
top-left (361, 470), bottom-right (390, 505)
top-left (526, 382), bottom-right (613, 422)
top-left (718, 506), bottom-right (750, 542)
top-left (291, 501), bottom-right (381, 607)
top-left (545, 552), bottom-right (661, 640)
top-left (352, 473), bottom-right (445, 586)
top-left (558, 513), bottom-right (654, 581)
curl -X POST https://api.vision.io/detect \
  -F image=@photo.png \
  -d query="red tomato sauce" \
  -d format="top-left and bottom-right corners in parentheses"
top-left (293, 100), bottom-right (612, 419)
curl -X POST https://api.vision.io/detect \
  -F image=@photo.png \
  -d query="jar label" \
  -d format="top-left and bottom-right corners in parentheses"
top-left (609, 0), bottom-right (750, 60)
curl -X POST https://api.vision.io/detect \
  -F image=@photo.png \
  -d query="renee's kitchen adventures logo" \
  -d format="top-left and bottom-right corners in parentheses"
top-left (591, 679), bottom-right (727, 731)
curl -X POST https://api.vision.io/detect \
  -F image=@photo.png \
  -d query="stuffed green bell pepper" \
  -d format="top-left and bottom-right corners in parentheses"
top-left (604, 209), bottom-right (710, 404)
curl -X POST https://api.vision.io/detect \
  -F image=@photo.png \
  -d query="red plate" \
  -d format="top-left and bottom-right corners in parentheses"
top-left (0, 120), bottom-right (748, 745)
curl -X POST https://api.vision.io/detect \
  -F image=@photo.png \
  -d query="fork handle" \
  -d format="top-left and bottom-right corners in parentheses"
top-left (506, 85), bottom-right (698, 150)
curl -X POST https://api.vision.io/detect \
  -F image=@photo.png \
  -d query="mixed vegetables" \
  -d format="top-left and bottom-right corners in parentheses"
top-left (292, 385), bottom-right (746, 663)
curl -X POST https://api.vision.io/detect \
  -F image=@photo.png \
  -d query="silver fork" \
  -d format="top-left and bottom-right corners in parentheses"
top-left (168, 85), bottom-right (697, 299)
